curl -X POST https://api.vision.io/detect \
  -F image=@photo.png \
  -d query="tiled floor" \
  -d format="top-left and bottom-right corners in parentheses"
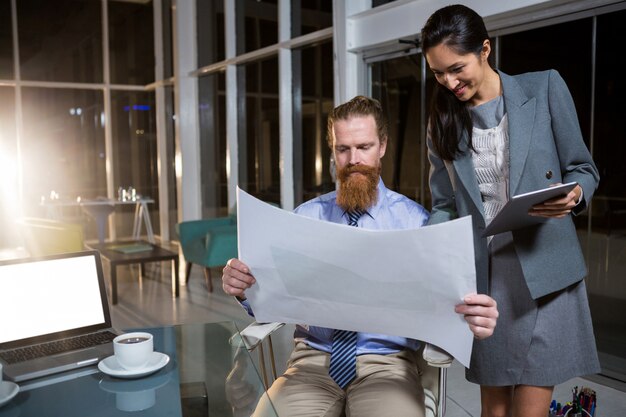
top-left (106, 249), bottom-right (626, 417)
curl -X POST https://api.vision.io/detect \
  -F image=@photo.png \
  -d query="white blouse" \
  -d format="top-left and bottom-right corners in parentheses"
top-left (471, 114), bottom-right (510, 226)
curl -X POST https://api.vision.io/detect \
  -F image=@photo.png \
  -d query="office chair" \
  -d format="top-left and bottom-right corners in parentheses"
top-left (238, 322), bottom-right (450, 417)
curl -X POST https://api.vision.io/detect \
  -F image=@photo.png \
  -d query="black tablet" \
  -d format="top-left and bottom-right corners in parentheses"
top-left (482, 182), bottom-right (577, 237)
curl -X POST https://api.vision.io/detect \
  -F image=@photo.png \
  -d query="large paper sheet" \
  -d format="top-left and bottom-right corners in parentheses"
top-left (237, 188), bottom-right (477, 367)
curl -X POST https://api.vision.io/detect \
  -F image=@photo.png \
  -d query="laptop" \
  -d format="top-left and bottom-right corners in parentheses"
top-left (0, 250), bottom-right (119, 382)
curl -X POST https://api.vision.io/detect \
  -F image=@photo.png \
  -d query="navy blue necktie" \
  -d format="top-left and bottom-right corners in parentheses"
top-left (328, 209), bottom-right (364, 388)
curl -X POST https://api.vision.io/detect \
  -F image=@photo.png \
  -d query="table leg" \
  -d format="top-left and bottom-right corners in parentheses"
top-left (81, 203), bottom-right (115, 244)
top-left (184, 262), bottom-right (192, 284)
top-left (132, 203), bottom-right (141, 240)
top-left (141, 200), bottom-right (155, 243)
top-left (173, 258), bottom-right (180, 298)
top-left (140, 262), bottom-right (146, 278)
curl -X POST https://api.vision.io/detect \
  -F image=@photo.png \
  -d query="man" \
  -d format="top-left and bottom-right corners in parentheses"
top-left (222, 96), bottom-right (498, 417)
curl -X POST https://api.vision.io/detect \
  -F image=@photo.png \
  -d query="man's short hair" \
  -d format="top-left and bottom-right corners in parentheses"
top-left (327, 95), bottom-right (388, 148)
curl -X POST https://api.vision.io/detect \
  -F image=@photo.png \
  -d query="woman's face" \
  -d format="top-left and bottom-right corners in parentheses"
top-left (425, 41), bottom-right (490, 105)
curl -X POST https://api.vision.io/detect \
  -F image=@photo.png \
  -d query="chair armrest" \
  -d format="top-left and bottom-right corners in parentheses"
top-left (239, 322), bottom-right (285, 351)
top-left (422, 343), bottom-right (454, 368)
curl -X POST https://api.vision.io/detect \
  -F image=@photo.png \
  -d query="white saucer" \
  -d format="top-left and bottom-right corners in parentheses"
top-left (98, 352), bottom-right (170, 379)
top-left (0, 381), bottom-right (19, 407)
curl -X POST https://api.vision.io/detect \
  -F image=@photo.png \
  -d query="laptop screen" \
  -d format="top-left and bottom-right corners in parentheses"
top-left (0, 251), bottom-right (111, 346)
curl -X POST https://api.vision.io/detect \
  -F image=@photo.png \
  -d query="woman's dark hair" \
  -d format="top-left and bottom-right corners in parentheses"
top-left (421, 4), bottom-right (489, 160)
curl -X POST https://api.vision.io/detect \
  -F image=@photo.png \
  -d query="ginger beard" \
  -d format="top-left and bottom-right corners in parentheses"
top-left (336, 163), bottom-right (380, 212)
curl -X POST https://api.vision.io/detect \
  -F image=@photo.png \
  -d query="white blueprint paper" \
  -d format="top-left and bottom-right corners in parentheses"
top-left (237, 188), bottom-right (477, 367)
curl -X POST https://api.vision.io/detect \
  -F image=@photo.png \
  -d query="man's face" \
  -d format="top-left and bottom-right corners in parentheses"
top-left (332, 115), bottom-right (387, 211)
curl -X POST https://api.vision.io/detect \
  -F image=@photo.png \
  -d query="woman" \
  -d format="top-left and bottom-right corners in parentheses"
top-left (420, 5), bottom-right (600, 417)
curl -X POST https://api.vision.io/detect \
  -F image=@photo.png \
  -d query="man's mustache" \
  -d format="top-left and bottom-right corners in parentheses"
top-left (342, 165), bottom-right (377, 175)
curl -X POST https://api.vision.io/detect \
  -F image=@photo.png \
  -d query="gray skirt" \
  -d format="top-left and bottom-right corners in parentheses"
top-left (466, 232), bottom-right (601, 386)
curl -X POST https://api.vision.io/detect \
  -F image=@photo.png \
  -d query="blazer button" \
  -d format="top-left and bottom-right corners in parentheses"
top-left (546, 170), bottom-right (553, 179)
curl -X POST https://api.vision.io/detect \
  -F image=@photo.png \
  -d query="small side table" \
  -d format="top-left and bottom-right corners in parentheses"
top-left (87, 241), bottom-right (179, 305)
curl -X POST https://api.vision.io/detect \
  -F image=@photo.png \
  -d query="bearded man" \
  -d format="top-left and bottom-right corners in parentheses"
top-left (222, 96), bottom-right (498, 417)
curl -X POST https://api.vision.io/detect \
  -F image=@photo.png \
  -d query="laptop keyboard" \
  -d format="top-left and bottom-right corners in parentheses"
top-left (0, 331), bottom-right (118, 365)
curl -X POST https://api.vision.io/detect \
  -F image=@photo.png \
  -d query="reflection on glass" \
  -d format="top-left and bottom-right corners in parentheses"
top-left (109, 0), bottom-right (155, 85)
top-left (0, 0), bottom-right (13, 79)
top-left (238, 0), bottom-right (278, 54)
top-left (110, 90), bottom-right (159, 236)
top-left (371, 53), bottom-right (429, 206)
top-left (588, 10), bottom-right (626, 382)
top-left (296, 41), bottom-right (334, 204)
top-left (240, 57), bottom-right (280, 205)
top-left (99, 370), bottom-right (172, 412)
top-left (199, 72), bottom-right (228, 217)
top-left (17, 0), bottom-right (103, 83)
top-left (20, 87), bottom-right (105, 214)
top-left (197, 0), bottom-right (225, 67)
top-left (292, 0), bottom-right (333, 37)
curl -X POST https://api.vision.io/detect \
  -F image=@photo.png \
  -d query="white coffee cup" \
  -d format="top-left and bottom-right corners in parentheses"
top-left (113, 332), bottom-right (154, 371)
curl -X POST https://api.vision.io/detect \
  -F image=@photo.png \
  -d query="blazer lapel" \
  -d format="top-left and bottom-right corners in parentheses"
top-left (452, 130), bottom-right (486, 219)
top-left (500, 71), bottom-right (536, 196)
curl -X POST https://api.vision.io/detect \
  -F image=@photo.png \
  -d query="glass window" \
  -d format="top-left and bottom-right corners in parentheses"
top-left (371, 53), bottom-right (429, 206)
top-left (499, 18), bottom-right (593, 146)
top-left (0, 0), bottom-right (13, 79)
top-left (292, 0), bottom-right (333, 37)
top-left (21, 87), bottom-right (105, 213)
top-left (197, 0), bottom-right (225, 67)
top-left (110, 90), bottom-right (159, 236)
top-left (0, 87), bottom-right (17, 247)
top-left (294, 40), bottom-right (334, 204)
top-left (238, 0), bottom-right (278, 54)
top-left (109, 0), bottom-right (155, 85)
top-left (17, 0), bottom-right (103, 83)
top-left (198, 72), bottom-right (228, 217)
top-left (239, 57), bottom-right (280, 205)
top-left (588, 9), bottom-right (626, 383)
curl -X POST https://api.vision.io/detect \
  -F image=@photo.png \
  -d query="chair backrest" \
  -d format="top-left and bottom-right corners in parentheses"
top-left (176, 217), bottom-right (238, 267)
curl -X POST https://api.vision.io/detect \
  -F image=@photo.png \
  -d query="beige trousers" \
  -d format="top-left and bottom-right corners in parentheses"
top-left (253, 342), bottom-right (425, 417)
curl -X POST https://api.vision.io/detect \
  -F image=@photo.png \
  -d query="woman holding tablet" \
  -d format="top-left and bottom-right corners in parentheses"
top-left (420, 5), bottom-right (600, 417)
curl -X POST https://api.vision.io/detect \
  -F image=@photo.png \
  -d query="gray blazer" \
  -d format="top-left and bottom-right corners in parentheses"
top-left (427, 70), bottom-right (599, 299)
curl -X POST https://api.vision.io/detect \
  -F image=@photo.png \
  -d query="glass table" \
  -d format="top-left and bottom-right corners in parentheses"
top-left (0, 322), bottom-right (278, 417)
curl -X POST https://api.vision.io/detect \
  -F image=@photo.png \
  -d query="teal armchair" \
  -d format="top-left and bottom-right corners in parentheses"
top-left (176, 216), bottom-right (238, 292)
